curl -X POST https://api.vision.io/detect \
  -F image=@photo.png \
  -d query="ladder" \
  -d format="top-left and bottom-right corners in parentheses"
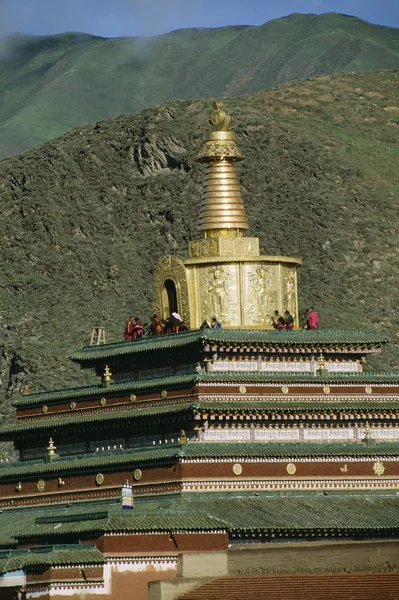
top-left (90, 327), bottom-right (108, 345)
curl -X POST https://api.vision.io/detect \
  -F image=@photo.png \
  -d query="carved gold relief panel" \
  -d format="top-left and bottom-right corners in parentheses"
top-left (196, 263), bottom-right (240, 326)
top-left (242, 263), bottom-right (279, 327)
top-left (281, 265), bottom-right (298, 322)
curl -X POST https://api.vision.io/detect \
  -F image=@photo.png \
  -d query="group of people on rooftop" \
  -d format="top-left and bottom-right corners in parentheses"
top-left (123, 307), bottom-right (319, 341)
top-left (271, 307), bottom-right (319, 331)
top-left (123, 312), bottom-right (190, 341)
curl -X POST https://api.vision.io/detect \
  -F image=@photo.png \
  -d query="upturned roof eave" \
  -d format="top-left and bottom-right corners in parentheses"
top-left (70, 329), bottom-right (390, 365)
top-left (0, 442), bottom-right (398, 480)
top-left (14, 369), bottom-right (399, 410)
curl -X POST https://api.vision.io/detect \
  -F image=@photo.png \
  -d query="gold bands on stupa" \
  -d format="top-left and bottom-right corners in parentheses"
top-left (197, 102), bottom-right (248, 237)
top-left (153, 101), bottom-right (301, 329)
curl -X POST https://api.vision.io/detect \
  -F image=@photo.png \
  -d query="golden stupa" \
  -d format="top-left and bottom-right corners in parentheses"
top-left (153, 102), bottom-right (302, 328)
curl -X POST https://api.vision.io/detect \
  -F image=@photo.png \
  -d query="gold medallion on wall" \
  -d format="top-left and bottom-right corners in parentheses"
top-left (95, 473), bottom-right (104, 486)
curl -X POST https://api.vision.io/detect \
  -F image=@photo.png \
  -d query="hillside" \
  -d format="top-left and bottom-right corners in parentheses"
top-left (0, 70), bottom-right (398, 440)
top-left (0, 13), bottom-right (399, 158)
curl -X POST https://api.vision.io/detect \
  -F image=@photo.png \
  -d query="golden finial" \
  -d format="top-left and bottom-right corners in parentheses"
top-left (46, 437), bottom-right (59, 462)
top-left (197, 101), bottom-right (247, 237)
top-left (209, 101), bottom-right (231, 131)
top-left (102, 364), bottom-right (113, 387)
top-left (22, 385), bottom-right (31, 395)
top-left (47, 438), bottom-right (56, 455)
top-left (317, 353), bottom-right (328, 377)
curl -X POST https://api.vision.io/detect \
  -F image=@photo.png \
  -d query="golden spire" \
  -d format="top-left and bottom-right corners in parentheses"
top-left (197, 102), bottom-right (248, 238)
top-left (102, 364), bottom-right (113, 387)
top-left (46, 437), bottom-right (59, 462)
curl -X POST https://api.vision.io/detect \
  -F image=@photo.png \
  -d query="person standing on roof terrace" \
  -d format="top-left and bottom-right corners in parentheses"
top-left (124, 316), bottom-right (135, 341)
top-left (272, 310), bottom-right (281, 329)
top-left (132, 317), bottom-right (145, 339)
top-left (211, 317), bottom-right (222, 329)
top-left (150, 314), bottom-right (163, 336)
top-left (284, 310), bottom-right (294, 330)
top-left (307, 307), bottom-right (319, 330)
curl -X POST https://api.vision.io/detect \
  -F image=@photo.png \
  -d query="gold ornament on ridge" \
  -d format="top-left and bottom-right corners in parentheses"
top-left (197, 101), bottom-right (247, 236)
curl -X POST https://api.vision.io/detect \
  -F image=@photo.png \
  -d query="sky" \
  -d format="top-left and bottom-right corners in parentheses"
top-left (0, 0), bottom-right (398, 38)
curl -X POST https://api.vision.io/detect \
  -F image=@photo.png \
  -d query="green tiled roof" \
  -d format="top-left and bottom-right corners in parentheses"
top-left (14, 370), bottom-right (399, 410)
top-left (1, 492), bottom-right (399, 544)
top-left (5, 385), bottom-right (399, 439)
top-left (179, 495), bottom-right (399, 532)
top-left (0, 442), bottom-right (397, 481)
top-left (197, 372), bottom-right (399, 384)
top-left (14, 374), bottom-right (198, 408)
top-left (0, 445), bottom-right (182, 480)
top-left (70, 329), bottom-right (389, 364)
top-left (1, 401), bottom-right (196, 437)
top-left (199, 398), bottom-right (399, 410)
top-left (180, 442), bottom-right (399, 459)
top-left (10, 396), bottom-right (399, 439)
top-left (0, 545), bottom-right (103, 574)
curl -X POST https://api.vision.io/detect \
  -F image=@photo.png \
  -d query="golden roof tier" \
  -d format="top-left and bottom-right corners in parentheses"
top-left (197, 102), bottom-right (248, 237)
top-left (154, 102), bottom-right (302, 329)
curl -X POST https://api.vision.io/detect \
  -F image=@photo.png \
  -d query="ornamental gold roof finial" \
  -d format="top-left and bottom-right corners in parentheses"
top-left (46, 437), bottom-right (59, 463)
top-left (209, 101), bottom-right (231, 131)
top-left (102, 364), bottom-right (113, 387)
top-left (197, 101), bottom-right (248, 238)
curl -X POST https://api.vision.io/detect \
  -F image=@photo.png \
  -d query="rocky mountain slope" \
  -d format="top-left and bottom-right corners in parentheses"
top-left (0, 70), bottom-right (398, 436)
top-left (0, 13), bottom-right (399, 158)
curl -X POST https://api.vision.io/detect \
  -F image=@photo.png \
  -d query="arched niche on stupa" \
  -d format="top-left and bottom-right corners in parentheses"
top-left (153, 256), bottom-right (190, 323)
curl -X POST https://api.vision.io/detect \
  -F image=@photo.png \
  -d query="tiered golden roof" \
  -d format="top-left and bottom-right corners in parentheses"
top-left (197, 102), bottom-right (248, 238)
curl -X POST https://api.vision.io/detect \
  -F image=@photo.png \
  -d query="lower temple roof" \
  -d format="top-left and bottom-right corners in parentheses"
top-left (0, 544), bottom-right (103, 574)
top-left (0, 491), bottom-right (399, 549)
top-left (0, 442), bottom-right (398, 480)
top-left (13, 370), bottom-right (399, 409)
top-left (70, 329), bottom-right (390, 365)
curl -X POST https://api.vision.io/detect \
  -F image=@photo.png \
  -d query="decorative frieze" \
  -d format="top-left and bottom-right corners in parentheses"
top-left (181, 478), bottom-right (399, 492)
top-left (199, 424), bottom-right (399, 443)
top-left (303, 428), bottom-right (353, 441)
top-left (208, 359), bottom-right (361, 374)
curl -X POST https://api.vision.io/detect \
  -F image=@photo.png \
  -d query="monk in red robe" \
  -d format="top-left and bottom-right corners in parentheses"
top-left (132, 317), bottom-right (145, 339)
top-left (124, 316), bottom-right (135, 341)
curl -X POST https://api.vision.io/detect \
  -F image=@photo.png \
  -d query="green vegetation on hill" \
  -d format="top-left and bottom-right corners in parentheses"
top-left (0, 69), bottom-right (398, 416)
top-left (0, 13), bottom-right (399, 158)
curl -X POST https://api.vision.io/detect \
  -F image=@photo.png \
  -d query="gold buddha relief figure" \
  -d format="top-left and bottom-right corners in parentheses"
top-left (283, 267), bottom-right (297, 315)
top-left (207, 267), bottom-right (231, 321)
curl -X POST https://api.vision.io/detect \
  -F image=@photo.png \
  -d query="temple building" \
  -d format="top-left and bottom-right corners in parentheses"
top-left (0, 104), bottom-right (398, 600)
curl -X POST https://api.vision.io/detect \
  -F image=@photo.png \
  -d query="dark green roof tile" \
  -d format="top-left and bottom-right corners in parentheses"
top-left (0, 442), bottom-right (397, 481)
top-left (0, 445), bottom-right (182, 480)
top-left (180, 442), bottom-right (399, 459)
top-left (2, 401), bottom-right (196, 437)
top-left (14, 374), bottom-right (198, 407)
top-left (0, 545), bottom-right (103, 574)
top-left (14, 370), bottom-right (399, 409)
top-left (70, 329), bottom-right (389, 364)
top-left (2, 493), bottom-right (399, 540)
